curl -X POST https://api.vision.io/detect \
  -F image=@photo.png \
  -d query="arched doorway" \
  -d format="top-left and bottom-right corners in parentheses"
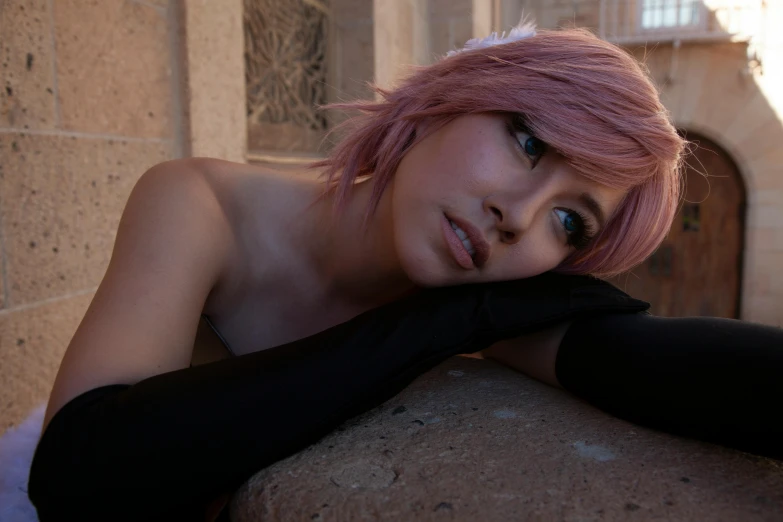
top-left (609, 132), bottom-right (746, 318)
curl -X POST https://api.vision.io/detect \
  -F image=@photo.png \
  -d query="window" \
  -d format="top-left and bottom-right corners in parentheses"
top-left (244, 0), bottom-right (330, 156)
top-left (641, 0), bottom-right (701, 29)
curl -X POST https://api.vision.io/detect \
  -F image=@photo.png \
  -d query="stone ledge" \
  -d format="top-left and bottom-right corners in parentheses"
top-left (231, 357), bottom-right (783, 521)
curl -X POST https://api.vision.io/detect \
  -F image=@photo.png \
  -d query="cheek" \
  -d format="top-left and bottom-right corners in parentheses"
top-left (501, 232), bottom-right (570, 279)
top-left (427, 131), bottom-right (508, 190)
top-left (392, 224), bottom-right (448, 287)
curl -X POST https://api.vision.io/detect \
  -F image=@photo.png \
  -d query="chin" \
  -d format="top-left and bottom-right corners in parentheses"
top-left (405, 269), bottom-right (452, 288)
top-left (394, 242), bottom-right (457, 288)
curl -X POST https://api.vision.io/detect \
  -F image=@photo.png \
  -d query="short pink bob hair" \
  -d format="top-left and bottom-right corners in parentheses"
top-left (314, 27), bottom-right (685, 278)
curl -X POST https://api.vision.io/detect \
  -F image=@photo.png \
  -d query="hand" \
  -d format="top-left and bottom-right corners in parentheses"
top-left (204, 493), bottom-right (230, 522)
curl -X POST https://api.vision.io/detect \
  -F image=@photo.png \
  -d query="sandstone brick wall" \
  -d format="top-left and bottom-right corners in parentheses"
top-left (0, 0), bottom-right (177, 435)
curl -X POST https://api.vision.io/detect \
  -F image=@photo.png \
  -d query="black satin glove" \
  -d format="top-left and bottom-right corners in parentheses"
top-left (29, 273), bottom-right (647, 521)
top-left (558, 313), bottom-right (783, 461)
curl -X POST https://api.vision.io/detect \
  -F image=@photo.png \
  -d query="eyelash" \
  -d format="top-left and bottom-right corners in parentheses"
top-left (506, 114), bottom-right (547, 168)
top-left (506, 114), bottom-right (595, 249)
top-left (555, 208), bottom-right (595, 249)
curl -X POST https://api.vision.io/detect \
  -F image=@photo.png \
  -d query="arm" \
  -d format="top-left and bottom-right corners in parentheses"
top-left (485, 313), bottom-right (783, 460)
top-left (30, 274), bottom-right (647, 521)
top-left (43, 158), bottom-right (232, 428)
top-left (481, 321), bottom-right (570, 388)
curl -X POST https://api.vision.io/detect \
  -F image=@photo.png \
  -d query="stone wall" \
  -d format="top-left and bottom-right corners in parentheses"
top-left (0, 0), bottom-right (249, 435)
top-left (0, 0), bottom-right (178, 435)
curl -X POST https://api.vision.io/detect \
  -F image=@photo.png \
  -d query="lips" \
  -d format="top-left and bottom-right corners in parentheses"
top-left (442, 213), bottom-right (490, 270)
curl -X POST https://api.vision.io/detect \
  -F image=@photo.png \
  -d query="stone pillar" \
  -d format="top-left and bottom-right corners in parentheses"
top-left (176, 0), bottom-right (247, 162)
top-left (373, 0), bottom-right (431, 90)
top-left (472, 0), bottom-right (501, 38)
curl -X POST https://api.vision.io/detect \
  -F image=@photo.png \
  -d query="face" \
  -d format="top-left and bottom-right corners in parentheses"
top-left (388, 113), bottom-right (627, 287)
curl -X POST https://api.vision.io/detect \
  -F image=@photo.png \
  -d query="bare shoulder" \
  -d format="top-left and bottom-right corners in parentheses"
top-left (43, 158), bottom-right (239, 428)
top-left (108, 157), bottom-right (238, 279)
top-left (197, 158), bottom-right (323, 219)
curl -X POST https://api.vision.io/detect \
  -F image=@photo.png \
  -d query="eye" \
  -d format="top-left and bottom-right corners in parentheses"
top-left (554, 208), bottom-right (594, 249)
top-left (506, 115), bottom-right (547, 166)
top-left (522, 134), bottom-right (545, 159)
top-left (555, 208), bottom-right (582, 234)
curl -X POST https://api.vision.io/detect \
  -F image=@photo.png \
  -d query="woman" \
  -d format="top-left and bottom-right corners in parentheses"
top-left (28, 24), bottom-right (782, 521)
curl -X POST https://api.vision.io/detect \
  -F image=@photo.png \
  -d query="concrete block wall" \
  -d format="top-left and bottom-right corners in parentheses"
top-left (0, 0), bottom-right (178, 434)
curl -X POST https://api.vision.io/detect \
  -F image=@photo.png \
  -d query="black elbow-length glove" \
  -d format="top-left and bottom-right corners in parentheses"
top-left (557, 313), bottom-right (783, 461)
top-left (28, 273), bottom-right (646, 521)
top-left (30, 273), bottom-right (783, 520)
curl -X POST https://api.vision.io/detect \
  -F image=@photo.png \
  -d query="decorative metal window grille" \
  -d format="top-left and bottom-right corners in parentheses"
top-left (244, 0), bottom-right (330, 156)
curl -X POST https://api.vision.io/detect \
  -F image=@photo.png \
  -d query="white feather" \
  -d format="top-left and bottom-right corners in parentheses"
top-left (446, 19), bottom-right (537, 57)
top-left (0, 405), bottom-right (45, 522)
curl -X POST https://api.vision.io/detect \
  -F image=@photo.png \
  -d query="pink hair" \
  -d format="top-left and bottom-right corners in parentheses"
top-left (312, 28), bottom-right (685, 278)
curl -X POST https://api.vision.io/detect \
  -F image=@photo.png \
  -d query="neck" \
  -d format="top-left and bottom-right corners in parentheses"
top-left (298, 177), bottom-right (417, 309)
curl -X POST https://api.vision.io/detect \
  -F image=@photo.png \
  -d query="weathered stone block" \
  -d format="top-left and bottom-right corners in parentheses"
top-left (232, 357), bottom-right (783, 521)
top-left (0, 0), bottom-right (57, 130)
top-left (54, 0), bottom-right (172, 138)
top-left (0, 133), bottom-right (170, 305)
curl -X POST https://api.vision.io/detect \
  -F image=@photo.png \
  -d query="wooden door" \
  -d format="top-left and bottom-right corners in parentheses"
top-left (608, 132), bottom-right (745, 318)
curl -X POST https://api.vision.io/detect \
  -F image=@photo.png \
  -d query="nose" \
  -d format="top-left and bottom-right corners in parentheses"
top-left (485, 203), bottom-right (518, 244)
top-left (483, 188), bottom-right (548, 245)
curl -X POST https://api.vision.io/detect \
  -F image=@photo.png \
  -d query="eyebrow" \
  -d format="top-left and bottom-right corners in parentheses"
top-left (579, 193), bottom-right (607, 230)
